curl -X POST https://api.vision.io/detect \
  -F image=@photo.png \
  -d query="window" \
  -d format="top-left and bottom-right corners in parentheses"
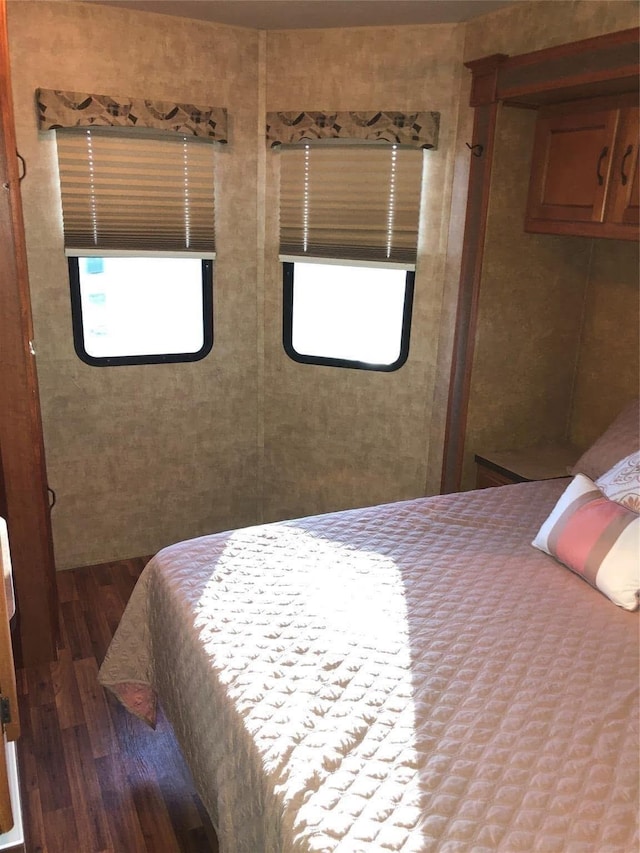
top-left (283, 261), bottom-right (413, 371)
top-left (279, 143), bottom-right (423, 371)
top-left (69, 256), bottom-right (213, 366)
top-left (56, 128), bottom-right (216, 366)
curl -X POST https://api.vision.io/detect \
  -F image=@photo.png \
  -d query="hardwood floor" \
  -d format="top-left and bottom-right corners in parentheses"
top-left (15, 558), bottom-right (219, 853)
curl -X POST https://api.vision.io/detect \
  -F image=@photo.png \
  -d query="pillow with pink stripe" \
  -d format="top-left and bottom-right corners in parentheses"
top-left (533, 474), bottom-right (639, 610)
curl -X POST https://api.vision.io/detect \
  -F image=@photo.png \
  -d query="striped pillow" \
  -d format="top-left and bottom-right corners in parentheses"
top-left (533, 474), bottom-right (640, 610)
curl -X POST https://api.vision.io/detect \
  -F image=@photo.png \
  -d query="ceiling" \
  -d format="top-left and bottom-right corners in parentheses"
top-left (87, 0), bottom-right (519, 30)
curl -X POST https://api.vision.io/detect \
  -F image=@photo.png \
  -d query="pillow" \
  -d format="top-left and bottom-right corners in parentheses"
top-left (571, 399), bottom-right (639, 479)
top-left (596, 451), bottom-right (640, 513)
top-left (532, 473), bottom-right (639, 610)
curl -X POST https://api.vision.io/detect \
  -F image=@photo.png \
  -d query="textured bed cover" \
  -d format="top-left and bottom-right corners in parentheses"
top-left (99, 480), bottom-right (639, 852)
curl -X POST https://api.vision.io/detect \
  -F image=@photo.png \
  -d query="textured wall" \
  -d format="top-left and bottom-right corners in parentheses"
top-left (8, 4), bottom-right (469, 565)
top-left (7, 1), bottom-right (261, 568)
top-left (570, 240), bottom-right (640, 448)
top-left (262, 24), bottom-right (466, 522)
top-left (462, 106), bottom-right (592, 488)
top-left (459, 0), bottom-right (640, 489)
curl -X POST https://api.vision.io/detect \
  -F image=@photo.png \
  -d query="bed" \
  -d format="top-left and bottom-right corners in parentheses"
top-left (99, 420), bottom-right (639, 852)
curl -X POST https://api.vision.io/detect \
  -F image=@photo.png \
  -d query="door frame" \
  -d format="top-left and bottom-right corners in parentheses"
top-left (0, 0), bottom-right (58, 665)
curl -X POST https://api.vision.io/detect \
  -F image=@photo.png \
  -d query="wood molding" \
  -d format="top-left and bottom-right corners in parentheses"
top-left (465, 54), bottom-right (508, 106)
top-left (0, 0), bottom-right (58, 665)
top-left (440, 101), bottom-right (499, 493)
top-left (465, 27), bottom-right (640, 107)
top-left (497, 26), bottom-right (639, 105)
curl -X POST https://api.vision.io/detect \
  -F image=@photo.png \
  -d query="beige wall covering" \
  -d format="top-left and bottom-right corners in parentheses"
top-left (7, 1), bottom-right (261, 568)
top-left (6, 0), bottom-right (638, 567)
top-left (262, 23), bottom-right (466, 522)
top-left (569, 240), bottom-right (640, 449)
top-left (462, 106), bottom-right (591, 488)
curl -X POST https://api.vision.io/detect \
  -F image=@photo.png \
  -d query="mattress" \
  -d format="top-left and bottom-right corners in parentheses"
top-left (99, 480), bottom-right (639, 852)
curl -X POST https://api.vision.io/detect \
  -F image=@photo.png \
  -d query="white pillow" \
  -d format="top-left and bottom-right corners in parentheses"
top-left (532, 473), bottom-right (640, 610)
top-left (596, 451), bottom-right (640, 513)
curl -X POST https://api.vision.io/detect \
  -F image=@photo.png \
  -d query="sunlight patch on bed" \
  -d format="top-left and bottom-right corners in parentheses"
top-left (192, 523), bottom-right (425, 848)
top-left (194, 523), bottom-right (413, 652)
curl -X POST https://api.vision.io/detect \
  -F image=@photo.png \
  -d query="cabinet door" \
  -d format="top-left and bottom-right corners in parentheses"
top-left (526, 107), bottom-right (619, 224)
top-left (607, 107), bottom-right (639, 227)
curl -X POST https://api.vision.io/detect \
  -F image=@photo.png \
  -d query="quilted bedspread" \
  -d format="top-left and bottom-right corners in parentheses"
top-left (99, 480), bottom-right (639, 852)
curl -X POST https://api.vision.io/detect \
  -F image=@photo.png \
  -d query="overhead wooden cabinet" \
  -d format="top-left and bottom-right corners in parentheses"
top-left (525, 95), bottom-right (639, 240)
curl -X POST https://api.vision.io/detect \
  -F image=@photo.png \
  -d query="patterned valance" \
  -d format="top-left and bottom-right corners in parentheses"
top-left (36, 89), bottom-right (228, 142)
top-left (266, 110), bottom-right (439, 149)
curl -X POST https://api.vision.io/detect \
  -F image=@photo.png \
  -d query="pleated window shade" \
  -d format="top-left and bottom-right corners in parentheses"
top-left (56, 129), bottom-right (216, 255)
top-left (280, 145), bottom-right (423, 267)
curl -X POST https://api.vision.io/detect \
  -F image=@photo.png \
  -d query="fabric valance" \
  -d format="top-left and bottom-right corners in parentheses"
top-left (36, 89), bottom-right (228, 142)
top-left (266, 110), bottom-right (439, 149)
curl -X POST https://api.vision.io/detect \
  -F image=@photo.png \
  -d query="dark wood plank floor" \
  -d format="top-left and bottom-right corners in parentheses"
top-left (16, 557), bottom-right (219, 853)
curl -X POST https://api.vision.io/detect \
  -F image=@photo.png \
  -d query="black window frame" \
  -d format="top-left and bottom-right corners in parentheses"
top-left (68, 256), bottom-right (214, 367)
top-left (282, 261), bottom-right (414, 373)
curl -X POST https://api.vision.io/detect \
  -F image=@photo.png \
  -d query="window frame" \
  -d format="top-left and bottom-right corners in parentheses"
top-left (68, 256), bottom-right (214, 367)
top-left (282, 261), bottom-right (415, 373)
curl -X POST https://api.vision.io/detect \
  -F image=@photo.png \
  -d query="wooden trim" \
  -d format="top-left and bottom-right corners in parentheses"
top-left (465, 54), bottom-right (508, 106)
top-left (474, 455), bottom-right (527, 484)
top-left (464, 28), bottom-right (639, 108)
top-left (440, 101), bottom-right (499, 493)
top-left (475, 462), bottom-right (524, 489)
top-left (0, 0), bottom-right (58, 665)
top-left (497, 27), bottom-right (639, 104)
top-left (523, 217), bottom-right (636, 241)
top-left (441, 25), bottom-right (640, 494)
top-left (537, 91), bottom-right (639, 116)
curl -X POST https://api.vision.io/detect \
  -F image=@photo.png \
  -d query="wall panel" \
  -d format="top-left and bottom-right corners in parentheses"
top-left (7, 1), bottom-right (261, 568)
top-left (263, 24), bottom-right (466, 522)
top-left (570, 239), bottom-right (640, 449)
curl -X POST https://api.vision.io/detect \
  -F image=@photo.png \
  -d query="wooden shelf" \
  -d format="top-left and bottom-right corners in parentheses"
top-left (475, 442), bottom-right (579, 488)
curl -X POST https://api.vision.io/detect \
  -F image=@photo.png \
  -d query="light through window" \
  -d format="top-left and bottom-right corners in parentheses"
top-left (69, 256), bottom-right (213, 366)
top-left (283, 261), bottom-right (413, 371)
top-left (278, 142), bottom-right (423, 372)
top-left (55, 129), bottom-right (217, 366)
